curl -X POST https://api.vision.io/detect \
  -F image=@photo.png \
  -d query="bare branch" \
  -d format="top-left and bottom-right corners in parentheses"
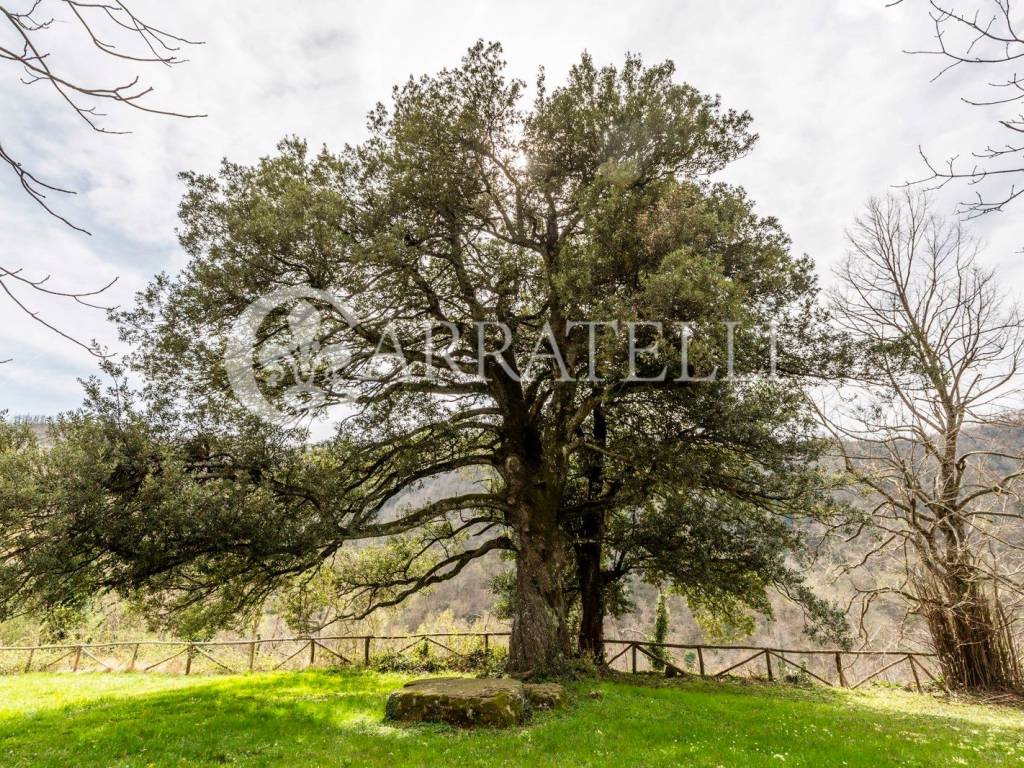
top-left (0, 1), bottom-right (203, 359)
top-left (899, 0), bottom-right (1024, 216)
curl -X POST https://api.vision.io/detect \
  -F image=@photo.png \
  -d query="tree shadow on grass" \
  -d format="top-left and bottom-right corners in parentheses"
top-left (0, 671), bottom-right (423, 768)
top-left (1, 671), bottom-right (1022, 768)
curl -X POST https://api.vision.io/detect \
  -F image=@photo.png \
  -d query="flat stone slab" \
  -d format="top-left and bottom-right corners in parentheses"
top-left (524, 682), bottom-right (567, 710)
top-left (386, 677), bottom-right (526, 727)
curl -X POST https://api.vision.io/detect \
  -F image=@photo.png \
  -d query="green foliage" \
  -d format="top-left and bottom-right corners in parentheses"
top-left (0, 42), bottom-right (850, 670)
top-left (781, 661), bottom-right (813, 687)
top-left (686, 589), bottom-right (761, 643)
top-left (488, 567), bottom-right (515, 622)
top-left (369, 645), bottom-right (509, 677)
top-left (0, 403), bottom-right (328, 634)
top-left (37, 604), bottom-right (90, 643)
top-left (415, 638), bottom-right (430, 663)
top-left (649, 591), bottom-right (671, 672)
top-left (271, 566), bottom-right (342, 636)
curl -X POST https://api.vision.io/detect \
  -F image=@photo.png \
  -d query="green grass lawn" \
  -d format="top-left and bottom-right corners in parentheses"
top-left (0, 670), bottom-right (1021, 767)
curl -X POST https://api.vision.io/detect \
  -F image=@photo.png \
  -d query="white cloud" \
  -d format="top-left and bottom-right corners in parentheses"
top-left (1, 0), bottom-right (1021, 415)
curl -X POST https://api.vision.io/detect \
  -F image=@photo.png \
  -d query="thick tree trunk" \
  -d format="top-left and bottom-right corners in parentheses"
top-left (507, 502), bottom-right (571, 677)
top-left (923, 575), bottom-right (1022, 691)
top-left (576, 405), bottom-right (607, 662)
top-left (914, 468), bottom-right (1023, 690)
top-left (575, 515), bottom-right (605, 662)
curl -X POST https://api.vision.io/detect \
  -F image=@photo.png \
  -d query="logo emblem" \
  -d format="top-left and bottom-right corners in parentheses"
top-left (225, 286), bottom-right (359, 424)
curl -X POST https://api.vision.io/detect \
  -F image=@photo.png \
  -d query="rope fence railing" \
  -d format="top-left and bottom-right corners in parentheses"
top-left (0, 633), bottom-right (940, 690)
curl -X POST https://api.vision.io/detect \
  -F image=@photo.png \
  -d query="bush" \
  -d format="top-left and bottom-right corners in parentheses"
top-left (368, 644), bottom-right (508, 675)
top-left (781, 661), bottom-right (812, 686)
top-left (649, 592), bottom-right (671, 672)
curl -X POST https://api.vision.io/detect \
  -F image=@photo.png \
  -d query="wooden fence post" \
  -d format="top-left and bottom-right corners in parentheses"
top-left (908, 655), bottom-right (923, 693)
top-left (129, 643), bottom-right (140, 672)
top-left (834, 652), bottom-right (847, 687)
top-left (248, 636), bottom-right (258, 671)
top-left (308, 639), bottom-right (316, 668)
top-left (185, 645), bottom-right (193, 675)
top-left (697, 646), bottom-right (705, 677)
top-left (631, 643), bottom-right (638, 674)
top-left (72, 646), bottom-right (82, 672)
top-left (363, 636), bottom-right (371, 666)
top-left (483, 633), bottom-right (489, 653)
top-left (23, 648), bottom-right (34, 674)
top-left (765, 650), bottom-right (774, 681)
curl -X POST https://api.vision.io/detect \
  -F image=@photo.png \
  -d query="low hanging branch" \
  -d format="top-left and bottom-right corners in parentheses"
top-left (0, 1), bottom-right (204, 358)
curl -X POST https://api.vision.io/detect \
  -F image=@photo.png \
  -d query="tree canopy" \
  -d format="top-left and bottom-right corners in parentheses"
top-left (0, 43), bottom-right (847, 673)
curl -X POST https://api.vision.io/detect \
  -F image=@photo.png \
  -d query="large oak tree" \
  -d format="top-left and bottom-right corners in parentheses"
top-left (0, 44), bottom-right (844, 673)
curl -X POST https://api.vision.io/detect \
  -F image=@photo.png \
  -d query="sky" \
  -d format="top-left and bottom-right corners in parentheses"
top-left (1, 0), bottom-right (1021, 417)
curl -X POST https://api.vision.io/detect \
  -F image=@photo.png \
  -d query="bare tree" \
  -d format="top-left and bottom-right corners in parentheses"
top-left (895, 0), bottom-right (1024, 217)
top-left (820, 191), bottom-right (1024, 691)
top-left (0, 1), bottom-right (202, 359)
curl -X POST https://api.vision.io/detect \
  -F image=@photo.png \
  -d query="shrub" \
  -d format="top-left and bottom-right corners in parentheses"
top-left (649, 592), bottom-right (671, 672)
top-left (368, 644), bottom-right (508, 675)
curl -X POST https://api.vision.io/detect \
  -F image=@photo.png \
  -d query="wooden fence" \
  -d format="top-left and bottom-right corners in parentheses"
top-left (603, 639), bottom-right (939, 692)
top-left (0, 632), bottom-right (504, 677)
top-left (0, 632), bottom-right (939, 690)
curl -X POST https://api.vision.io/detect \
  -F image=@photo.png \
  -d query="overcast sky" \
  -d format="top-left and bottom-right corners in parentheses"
top-left (1, 0), bottom-right (1020, 417)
